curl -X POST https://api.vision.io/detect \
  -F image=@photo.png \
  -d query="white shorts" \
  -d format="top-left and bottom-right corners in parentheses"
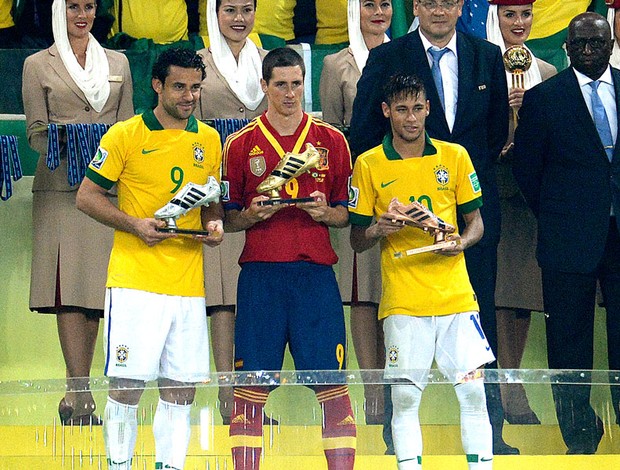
top-left (383, 312), bottom-right (495, 388)
top-left (104, 287), bottom-right (210, 382)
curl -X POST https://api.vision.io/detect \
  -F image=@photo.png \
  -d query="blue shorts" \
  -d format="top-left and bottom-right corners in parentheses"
top-left (235, 261), bottom-right (347, 373)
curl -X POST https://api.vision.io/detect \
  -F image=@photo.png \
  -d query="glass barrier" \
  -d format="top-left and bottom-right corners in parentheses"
top-left (1, 369), bottom-right (619, 469)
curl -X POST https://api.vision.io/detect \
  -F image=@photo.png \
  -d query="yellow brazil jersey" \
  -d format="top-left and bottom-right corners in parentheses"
top-left (85, 110), bottom-right (222, 297)
top-left (111, 0), bottom-right (188, 43)
top-left (349, 134), bottom-right (482, 319)
top-left (0, 0), bottom-right (14, 29)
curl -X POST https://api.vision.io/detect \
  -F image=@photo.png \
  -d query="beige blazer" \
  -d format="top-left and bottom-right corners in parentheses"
top-left (320, 47), bottom-right (360, 126)
top-left (22, 45), bottom-right (134, 192)
top-left (194, 48), bottom-right (268, 120)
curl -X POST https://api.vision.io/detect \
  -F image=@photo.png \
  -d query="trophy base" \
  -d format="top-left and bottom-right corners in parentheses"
top-left (394, 239), bottom-right (459, 258)
top-left (156, 227), bottom-right (211, 236)
top-left (257, 196), bottom-right (316, 206)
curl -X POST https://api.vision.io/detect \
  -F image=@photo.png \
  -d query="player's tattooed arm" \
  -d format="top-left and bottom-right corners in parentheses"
top-left (438, 208), bottom-right (483, 256)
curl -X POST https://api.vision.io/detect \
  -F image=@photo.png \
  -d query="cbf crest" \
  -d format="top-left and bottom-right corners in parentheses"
top-left (116, 345), bottom-right (129, 366)
top-left (250, 156), bottom-right (266, 177)
top-left (434, 165), bottom-right (449, 187)
top-left (193, 142), bottom-right (205, 164)
top-left (387, 345), bottom-right (399, 368)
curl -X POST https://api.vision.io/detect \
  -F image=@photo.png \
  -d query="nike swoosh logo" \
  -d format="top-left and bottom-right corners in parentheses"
top-left (381, 179), bottom-right (397, 188)
top-left (141, 148), bottom-right (159, 154)
top-left (481, 458), bottom-right (493, 462)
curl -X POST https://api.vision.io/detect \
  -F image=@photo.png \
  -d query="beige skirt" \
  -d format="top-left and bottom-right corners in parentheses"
top-left (332, 225), bottom-right (382, 305)
top-left (203, 231), bottom-right (244, 307)
top-left (30, 190), bottom-right (114, 312)
top-left (495, 194), bottom-right (544, 312)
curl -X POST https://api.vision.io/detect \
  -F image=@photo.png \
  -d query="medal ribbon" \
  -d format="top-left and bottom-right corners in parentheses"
top-left (66, 123), bottom-right (111, 186)
top-left (213, 118), bottom-right (250, 146)
top-left (46, 123), bottom-right (61, 170)
top-left (0, 135), bottom-right (23, 201)
top-left (256, 114), bottom-right (313, 158)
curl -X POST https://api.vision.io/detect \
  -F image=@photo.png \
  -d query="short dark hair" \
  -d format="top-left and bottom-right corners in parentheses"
top-left (216, 0), bottom-right (257, 12)
top-left (262, 47), bottom-right (305, 83)
top-left (383, 74), bottom-right (426, 106)
top-left (152, 48), bottom-right (206, 84)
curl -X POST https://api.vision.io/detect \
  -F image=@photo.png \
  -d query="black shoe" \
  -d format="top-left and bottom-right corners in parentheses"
top-left (58, 398), bottom-right (102, 426)
top-left (493, 438), bottom-right (520, 455)
top-left (565, 417), bottom-right (604, 455)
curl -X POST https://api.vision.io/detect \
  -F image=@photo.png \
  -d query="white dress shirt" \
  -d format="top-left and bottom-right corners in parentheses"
top-left (419, 30), bottom-right (459, 132)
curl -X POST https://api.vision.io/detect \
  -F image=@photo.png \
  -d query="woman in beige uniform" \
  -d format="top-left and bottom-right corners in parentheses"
top-left (194, 0), bottom-right (267, 423)
top-left (320, 0), bottom-right (392, 425)
top-left (486, 0), bottom-right (556, 424)
top-left (22, 0), bottom-right (133, 424)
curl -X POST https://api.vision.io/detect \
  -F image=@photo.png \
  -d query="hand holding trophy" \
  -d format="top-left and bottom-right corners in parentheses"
top-left (503, 45), bottom-right (532, 125)
top-left (155, 175), bottom-right (221, 235)
top-left (256, 143), bottom-right (322, 206)
top-left (388, 197), bottom-right (460, 257)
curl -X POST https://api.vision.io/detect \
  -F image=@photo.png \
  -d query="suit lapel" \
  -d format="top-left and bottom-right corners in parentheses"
top-left (612, 67), bottom-right (620, 162)
top-left (453, 33), bottom-right (475, 137)
top-left (47, 45), bottom-right (89, 105)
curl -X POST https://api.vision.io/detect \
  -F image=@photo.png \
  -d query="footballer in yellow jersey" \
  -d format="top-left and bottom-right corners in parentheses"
top-left (77, 49), bottom-right (224, 470)
top-left (86, 109), bottom-right (221, 297)
top-left (349, 73), bottom-right (494, 469)
top-left (349, 132), bottom-right (482, 319)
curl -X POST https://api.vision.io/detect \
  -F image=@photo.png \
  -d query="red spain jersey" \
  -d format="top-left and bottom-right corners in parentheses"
top-left (223, 112), bottom-right (352, 265)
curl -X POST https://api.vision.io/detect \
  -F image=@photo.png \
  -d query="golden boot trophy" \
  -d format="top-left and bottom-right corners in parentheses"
top-left (256, 143), bottom-right (322, 205)
top-left (388, 198), bottom-right (460, 257)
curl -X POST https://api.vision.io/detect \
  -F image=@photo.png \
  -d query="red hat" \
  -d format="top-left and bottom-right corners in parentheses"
top-left (607, 0), bottom-right (620, 8)
top-left (488, 0), bottom-right (535, 5)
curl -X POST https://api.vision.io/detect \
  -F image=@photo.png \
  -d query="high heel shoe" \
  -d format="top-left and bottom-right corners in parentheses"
top-left (58, 398), bottom-right (102, 426)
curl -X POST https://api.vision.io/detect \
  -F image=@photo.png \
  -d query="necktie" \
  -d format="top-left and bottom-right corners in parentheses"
top-left (589, 80), bottom-right (614, 161)
top-left (428, 47), bottom-right (450, 111)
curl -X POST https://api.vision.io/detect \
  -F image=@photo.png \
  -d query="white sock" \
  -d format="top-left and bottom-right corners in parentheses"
top-left (391, 384), bottom-right (423, 470)
top-left (153, 398), bottom-right (192, 470)
top-left (104, 396), bottom-right (138, 470)
top-left (454, 379), bottom-right (493, 469)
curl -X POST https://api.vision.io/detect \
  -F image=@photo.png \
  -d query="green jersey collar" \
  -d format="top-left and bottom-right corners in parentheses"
top-left (382, 132), bottom-right (437, 160)
top-left (142, 108), bottom-right (199, 133)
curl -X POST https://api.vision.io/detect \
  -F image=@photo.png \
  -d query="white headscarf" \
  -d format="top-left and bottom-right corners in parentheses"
top-left (348, 0), bottom-right (390, 73)
top-left (607, 8), bottom-right (620, 69)
top-left (52, 0), bottom-right (110, 113)
top-left (486, 4), bottom-right (542, 90)
top-left (206, 0), bottom-right (264, 110)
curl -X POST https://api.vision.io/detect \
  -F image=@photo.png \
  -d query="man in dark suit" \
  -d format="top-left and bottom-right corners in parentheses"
top-left (513, 12), bottom-right (620, 454)
top-left (349, 0), bottom-right (513, 454)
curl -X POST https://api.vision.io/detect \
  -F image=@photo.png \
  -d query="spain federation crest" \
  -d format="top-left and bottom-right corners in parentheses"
top-left (250, 156), bottom-right (266, 177)
top-left (434, 165), bottom-right (449, 186)
top-left (316, 147), bottom-right (329, 170)
top-left (193, 143), bottom-right (205, 163)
